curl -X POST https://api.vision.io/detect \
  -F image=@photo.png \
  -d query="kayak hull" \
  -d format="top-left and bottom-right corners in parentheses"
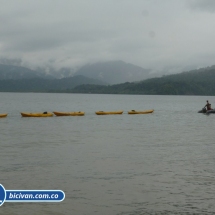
top-left (53, 111), bottom-right (85, 116)
top-left (95, 111), bottom-right (123, 115)
top-left (128, 109), bottom-right (154, 114)
top-left (21, 112), bottom-right (53, 117)
top-left (0, 113), bottom-right (8, 118)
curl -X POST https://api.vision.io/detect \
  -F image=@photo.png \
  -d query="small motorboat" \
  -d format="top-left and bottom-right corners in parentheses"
top-left (95, 110), bottom-right (123, 115)
top-left (21, 112), bottom-right (53, 117)
top-left (198, 107), bottom-right (215, 114)
top-left (53, 111), bottom-right (85, 116)
top-left (128, 109), bottom-right (154, 114)
top-left (0, 113), bottom-right (8, 118)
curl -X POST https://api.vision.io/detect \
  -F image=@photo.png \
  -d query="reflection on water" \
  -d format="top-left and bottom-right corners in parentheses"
top-left (0, 93), bottom-right (215, 214)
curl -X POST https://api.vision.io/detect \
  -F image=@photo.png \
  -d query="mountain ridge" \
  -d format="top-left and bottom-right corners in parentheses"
top-left (0, 61), bottom-right (152, 84)
top-left (0, 75), bottom-right (106, 92)
top-left (73, 60), bottom-right (152, 84)
top-left (70, 65), bottom-right (215, 95)
top-left (1, 62), bottom-right (215, 95)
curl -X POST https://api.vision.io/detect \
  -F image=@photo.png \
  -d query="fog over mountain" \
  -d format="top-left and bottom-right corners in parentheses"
top-left (73, 61), bottom-right (153, 84)
top-left (0, 64), bottom-right (47, 80)
top-left (0, 61), bottom-right (153, 84)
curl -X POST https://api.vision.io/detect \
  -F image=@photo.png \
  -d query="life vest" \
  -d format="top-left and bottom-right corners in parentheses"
top-left (206, 103), bottom-right (212, 110)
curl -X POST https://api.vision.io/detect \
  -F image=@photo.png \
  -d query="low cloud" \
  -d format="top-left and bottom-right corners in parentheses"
top-left (187, 0), bottom-right (215, 12)
top-left (1, 0), bottom-right (215, 75)
top-left (0, 58), bottom-right (22, 66)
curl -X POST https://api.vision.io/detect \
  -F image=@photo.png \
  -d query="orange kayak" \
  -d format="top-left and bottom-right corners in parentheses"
top-left (95, 110), bottom-right (123, 115)
top-left (21, 112), bottom-right (53, 117)
top-left (0, 113), bottom-right (8, 118)
top-left (53, 111), bottom-right (85, 116)
top-left (128, 109), bottom-right (154, 114)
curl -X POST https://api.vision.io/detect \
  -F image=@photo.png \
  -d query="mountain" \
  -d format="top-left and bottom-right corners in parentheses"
top-left (0, 64), bottom-right (48, 80)
top-left (35, 67), bottom-right (75, 79)
top-left (2, 62), bottom-right (215, 95)
top-left (0, 64), bottom-right (76, 80)
top-left (0, 61), bottom-right (152, 83)
top-left (0, 75), bottom-right (106, 92)
top-left (73, 60), bottom-right (151, 84)
top-left (70, 65), bottom-right (215, 95)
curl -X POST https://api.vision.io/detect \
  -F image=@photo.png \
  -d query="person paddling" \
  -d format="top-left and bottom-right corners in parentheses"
top-left (205, 100), bottom-right (212, 110)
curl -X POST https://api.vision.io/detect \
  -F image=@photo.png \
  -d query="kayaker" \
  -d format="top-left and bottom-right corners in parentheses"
top-left (205, 100), bottom-right (212, 110)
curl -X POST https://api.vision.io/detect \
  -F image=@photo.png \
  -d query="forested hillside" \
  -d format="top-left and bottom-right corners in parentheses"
top-left (1, 64), bottom-right (215, 95)
top-left (69, 66), bottom-right (215, 95)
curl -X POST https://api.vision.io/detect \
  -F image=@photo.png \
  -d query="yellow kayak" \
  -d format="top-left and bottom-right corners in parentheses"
top-left (0, 113), bottom-right (8, 118)
top-left (95, 110), bottom-right (123, 115)
top-left (128, 109), bottom-right (154, 114)
top-left (53, 111), bottom-right (85, 116)
top-left (21, 112), bottom-right (53, 117)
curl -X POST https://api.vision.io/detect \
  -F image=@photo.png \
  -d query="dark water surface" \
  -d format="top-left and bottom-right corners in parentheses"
top-left (0, 93), bottom-right (215, 215)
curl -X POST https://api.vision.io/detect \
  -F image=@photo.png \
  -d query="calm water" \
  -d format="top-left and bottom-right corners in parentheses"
top-left (0, 93), bottom-right (215, 215)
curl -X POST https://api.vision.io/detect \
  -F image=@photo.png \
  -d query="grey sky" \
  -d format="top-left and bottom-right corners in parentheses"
top-left (1, 0), bottom-right (215, 74)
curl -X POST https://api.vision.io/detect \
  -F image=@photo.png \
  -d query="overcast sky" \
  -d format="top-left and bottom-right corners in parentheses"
top-left (1, 0), bottom-right (215, 74)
